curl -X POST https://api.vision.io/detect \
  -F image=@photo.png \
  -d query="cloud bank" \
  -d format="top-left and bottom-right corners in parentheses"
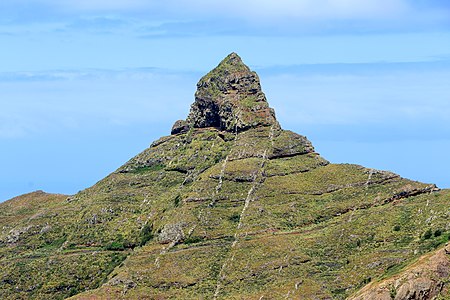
top-left (1, 0), bottom-right (449, 35)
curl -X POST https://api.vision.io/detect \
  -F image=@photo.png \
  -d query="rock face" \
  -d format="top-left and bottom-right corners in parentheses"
top-left (349, 243), bottom-right (450, 300)
top-left (171, 52), bottom-right (279, 134)
top-left (1, 53), bottom-right (449, 300)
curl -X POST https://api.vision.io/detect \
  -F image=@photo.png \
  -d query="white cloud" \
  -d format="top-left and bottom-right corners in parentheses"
top-left (0, 112), bottom-right (46, 138)
top-left (0, 69), bottom-right (194, 138)
top-left (263, 69), bottom-right (450, 127)
top-left (2, 0), bottom-right (448, 35)
top-left (184, 0), bottom-right (411, 20)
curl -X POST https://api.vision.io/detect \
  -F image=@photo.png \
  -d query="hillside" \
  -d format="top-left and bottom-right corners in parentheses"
top-left (349, 243), bottom-right (450, 299)
top-left (1, 53), bottom-right (449, 300)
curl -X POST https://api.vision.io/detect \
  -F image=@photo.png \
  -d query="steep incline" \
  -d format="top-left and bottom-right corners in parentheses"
top-left (1, 53), bottom-right (449, 300)
top-left (349, 243), bottom-right (450, 300)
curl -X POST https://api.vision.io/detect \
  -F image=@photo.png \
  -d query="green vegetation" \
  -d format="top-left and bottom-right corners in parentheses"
top-left (130, 164), bottom-right (165, 174)
top-left (40, 236), bottom-right (67, 250)
top-left (139, 224), bottom-right (154, 246)
top-left (423, 228), bottom-right (433, 240)
top-left (104, 241), bottom-right (125, 251)
top-left (390, 285), bottom-right (397, 299)
top-left (1, 54), bottom-right (449, 299)
top-left (228, 213), bottom-right (241, 223)
top-left (2, 126), bottom-right (449, 300)
top-left (0, 124), bottom-right (450, 299)
top-left (173, 194), bottom-right (181, 207)
top-left (184, 236), bottom-right (204, 244)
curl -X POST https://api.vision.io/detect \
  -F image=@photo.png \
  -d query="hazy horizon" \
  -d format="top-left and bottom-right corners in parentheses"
top-left (1, 0), bottom-right (450, 201)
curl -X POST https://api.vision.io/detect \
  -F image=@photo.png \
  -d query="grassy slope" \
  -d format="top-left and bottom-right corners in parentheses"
top-left (1, 127), bottom-right (449, 300)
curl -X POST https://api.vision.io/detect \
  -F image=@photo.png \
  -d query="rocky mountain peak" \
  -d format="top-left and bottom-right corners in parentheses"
top-left (171, 53), bottom-right (279, 134)
top-left (2, 53), bottom-right (449, 300)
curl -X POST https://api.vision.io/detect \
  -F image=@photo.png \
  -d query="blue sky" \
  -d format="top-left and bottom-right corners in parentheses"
top-left (1, 0), bottom-right (450, 201)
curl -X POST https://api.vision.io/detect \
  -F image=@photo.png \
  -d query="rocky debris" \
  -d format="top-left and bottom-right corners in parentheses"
top-left (28, 212), bottom-right (46, 220)
top-left (118, 158), bottom-right (165, 173)
top-left (210, 173), bottom-right (255, 183)
top-left (383, 185), bottom-right (439, 205)
top-left (150, 135), bottom-right (175, 148)
top-left (39, 224), bottom-right (51, 234)
top-left (100, 207), bottom-right (114, 214)
top-left (158, 223), bottom-right (186, 244)
top-left (86, 214), bottom-right (100, 225)
top-left (395, 278), bottom-right (441, 300)
top-left (171, 119), bottom-right (189, 135)
top-left (349, 244), bottom-right (450, 300)
top-left (108, 277), bottom-right (137, 290)
top-left (172, 52), bottom-right (279, 134)
top-left (4, 225), bottom-right (34, 244)
top-left (268, 130), bottom-right (315, 159)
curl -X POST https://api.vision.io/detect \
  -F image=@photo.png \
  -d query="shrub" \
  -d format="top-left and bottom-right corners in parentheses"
top-left (104, 241), bottom-right (125, 251)
top-left (174, 195), bottom-right (181, 207)
top-left (393, 225), bottom-right (401, 231)
top-left (229, 213), bottom-right (241, 223)
top-left (68, 287), bottom-right (78, 297)
top-left (184, 236), bottom-right (203, 244)
top-left (422, 229), bottom-right (433, 240)
top-left (361, 277), bottom-right (371, 285)
top-left (139, 224), bottom-right (154, 246)
top-left (390, 285), bottom-right (397, 299)
top-left (131, 164), bottom-right (165, 174)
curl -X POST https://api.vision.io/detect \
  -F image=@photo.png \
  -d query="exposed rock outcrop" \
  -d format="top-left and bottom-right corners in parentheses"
top-left (171, 119), bottom-right (189, 135)
top-left (349, 243), bottom-right (450, 300)
top-left (171, 52), bottom-right (279, 134)
top-left (158, 222), bottom-right (186, 244)
top-left (2, 53), bottom-right (450, 300)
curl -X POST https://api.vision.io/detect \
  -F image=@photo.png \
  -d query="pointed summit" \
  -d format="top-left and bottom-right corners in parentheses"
top-left (211, 52), bottom-right (248, 72)
top-left (3, 53), bottom-right (448, 300)
top-left (171, 53), bottom-right (279, 134)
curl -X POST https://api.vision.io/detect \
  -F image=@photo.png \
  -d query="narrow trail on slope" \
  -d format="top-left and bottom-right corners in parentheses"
top-left (208, 127), bottom-right (239, 207)
top-left (213, 125), bottom-right (274, 299)
top-left (192, 126), bottom-right (240, 239)
top-left (153, 168), bottom-right (198, 268)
